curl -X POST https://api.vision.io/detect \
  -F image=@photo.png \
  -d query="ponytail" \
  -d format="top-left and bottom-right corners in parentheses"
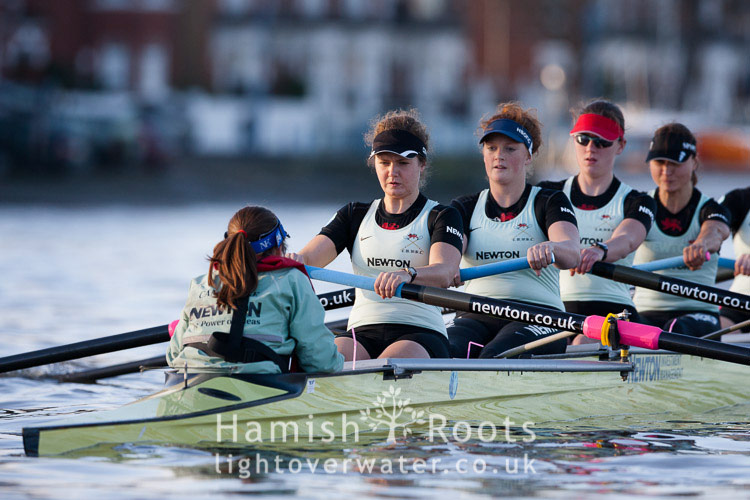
top-left (207, 206), bottom-right (283, 310)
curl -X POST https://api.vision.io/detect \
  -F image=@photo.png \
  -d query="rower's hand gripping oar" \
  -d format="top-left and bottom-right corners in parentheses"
top-left (306, 265), bottom-right (750, 366)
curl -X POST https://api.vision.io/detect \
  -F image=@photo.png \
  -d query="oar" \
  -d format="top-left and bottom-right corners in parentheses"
top-left (54, 318), bottom-right (352, 383)
top-left (719, 257), bottom-right (735, 270)
top-left (458, 255), bottom-right (555, 281)
top-left (306, 266), bottom-right (750, 366)
top-left (494, 330), bottom-right (578, 359)
top-left (0, 286), bottom-right (357, 376)
top-left (317, 287), bottom-right (355, 310)
top-left (55, 355), bottom-right (168, 383)
top-left (633, 256), bottom-right (689, 272)
top-left (715, 257), bottom-right (736, 283)
top-left (590, 261), bottom-right (750, 314)
top-left (700, 317), bottom-right (750, 341)
top-left (0, 325), bottom-right (171, 375)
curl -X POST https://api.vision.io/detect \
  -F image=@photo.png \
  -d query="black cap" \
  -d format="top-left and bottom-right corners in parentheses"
top-left (369, 130), bottom-right (427, 159)
top-left (646, 129), bottom-right (697, 163)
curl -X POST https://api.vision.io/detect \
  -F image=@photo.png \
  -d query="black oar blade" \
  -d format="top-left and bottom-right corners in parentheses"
top-left (0, 325), bottom-right (170, 374)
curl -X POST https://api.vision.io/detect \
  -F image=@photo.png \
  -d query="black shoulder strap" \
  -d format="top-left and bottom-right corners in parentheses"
top-left (225, 295), bottom-right (250, 362)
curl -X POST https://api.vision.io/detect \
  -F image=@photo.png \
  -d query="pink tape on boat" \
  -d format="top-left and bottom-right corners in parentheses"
top-left (583, 316), bottom-right (662, 350)
top-left (168, 319), bottom-right (180, 338)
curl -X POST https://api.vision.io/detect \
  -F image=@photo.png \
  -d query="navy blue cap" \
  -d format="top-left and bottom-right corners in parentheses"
top-left (479, 119), bottom-right (534, 155)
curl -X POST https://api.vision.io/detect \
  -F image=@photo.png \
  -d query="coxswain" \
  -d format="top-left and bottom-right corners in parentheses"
top-left (167, 206), bottom-right (343, 373)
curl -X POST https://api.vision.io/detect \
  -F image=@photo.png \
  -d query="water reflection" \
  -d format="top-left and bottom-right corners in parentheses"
top-left (1, 201), bottom-right (750, 498)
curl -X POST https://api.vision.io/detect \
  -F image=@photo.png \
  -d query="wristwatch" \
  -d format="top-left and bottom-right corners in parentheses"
top-left (593, 241), bottom-right (608, 261)
top-left (404, 266), bottom-right (418, 283)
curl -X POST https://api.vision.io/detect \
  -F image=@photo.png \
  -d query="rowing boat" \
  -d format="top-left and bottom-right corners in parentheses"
top-left (23, 346), bottom-right (750, 456)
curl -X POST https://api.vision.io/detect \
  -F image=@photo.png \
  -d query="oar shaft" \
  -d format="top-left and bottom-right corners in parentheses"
top-left (0, 325), bottom-right (170, 374)
top-left (582, 315), bottom-right (750, 366)
top-left (53, 318), bottom-right (352, 383)
top-left (700, 317), bottom-right (750, 340)
top-left (658, 332), bottom-right (750, 365)
top-left (494, 330), bottom-right (577, 359)
top-left (591, 261), bottom-right (750, 313)
top-left (308, 266), bottom-right (750, 366)
top-left (55, 355), bottom-right (167, 383)
top-left (307, 266), bottom-right (586, 332)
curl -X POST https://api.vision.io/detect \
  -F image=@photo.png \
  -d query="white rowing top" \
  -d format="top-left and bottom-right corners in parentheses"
top-left (730, 204), bottom-right (750, 296)
top-left (559, 177), bottom-right (636, 305)
top-left (462, 187), bottom-right (564, 311)
top-left (348, 198), bottom-right (447, 335)
top-left (633, 190), bottom-right (719, 312)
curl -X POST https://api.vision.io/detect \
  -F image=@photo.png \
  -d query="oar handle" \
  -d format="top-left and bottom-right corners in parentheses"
top-left (306, 266), bottom-right (388, 295)
top-left (459, 254), bottom-right (555, 281)
top-left (307, 256), bottom-right (551, 295)
top-left (632, 253), bottom-right (713, 273)
top-left (633, 256), bottom-right (687, 272)
top-left (719, 257), bottom-right (736, 270)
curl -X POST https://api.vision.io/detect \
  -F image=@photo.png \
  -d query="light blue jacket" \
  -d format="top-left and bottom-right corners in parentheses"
top-left (167, 268), bottom-right (343, 374)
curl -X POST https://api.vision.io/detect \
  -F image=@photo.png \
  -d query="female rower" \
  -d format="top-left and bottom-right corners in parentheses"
top-left (287, 109), bottom-right (463, 360)
top-left (448, 102), bottom-right (580, 359)
top-left (167, 206), bottom-right (344, 373)
top-left (538, 99), bottom-right (656, 343)
top-left (632, 123), bottom-right (731, 336)
top-left (719, 187), bottom-right (750, 332)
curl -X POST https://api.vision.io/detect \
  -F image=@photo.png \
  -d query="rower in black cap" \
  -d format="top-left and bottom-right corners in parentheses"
top-left (286, 108), bottom-right (463, 360)
top-left (632, 123), bottom-right (732, 337)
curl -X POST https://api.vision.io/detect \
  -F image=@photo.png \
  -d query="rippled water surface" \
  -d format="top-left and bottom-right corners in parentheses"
top-left (2, 173), bottom-right (750, 499)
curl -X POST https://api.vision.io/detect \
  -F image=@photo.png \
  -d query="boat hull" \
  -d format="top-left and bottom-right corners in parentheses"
top-left (23, 352), bottom-right (750, 456)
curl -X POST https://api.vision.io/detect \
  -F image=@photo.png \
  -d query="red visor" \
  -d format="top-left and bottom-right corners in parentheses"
top-left (570, 113), bottom-right (624, 141)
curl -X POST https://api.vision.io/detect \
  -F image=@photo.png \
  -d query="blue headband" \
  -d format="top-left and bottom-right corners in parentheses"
top-left (226, 221), bottom-right (289, 253)
top-left (250, 220), bottom-right (289, 254)
top-left (479, 119), bottom-right (534, 156)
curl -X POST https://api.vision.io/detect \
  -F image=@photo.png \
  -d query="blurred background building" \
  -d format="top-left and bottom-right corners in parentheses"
top-left (1, 0), bottom-right (749, 177)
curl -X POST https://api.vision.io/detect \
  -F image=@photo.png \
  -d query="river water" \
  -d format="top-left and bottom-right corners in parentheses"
top-left (1, 172), bottom-right (749, 499)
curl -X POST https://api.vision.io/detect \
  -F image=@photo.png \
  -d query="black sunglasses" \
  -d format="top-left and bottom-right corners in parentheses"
top-left (574, 134), bottom-right (614, 149)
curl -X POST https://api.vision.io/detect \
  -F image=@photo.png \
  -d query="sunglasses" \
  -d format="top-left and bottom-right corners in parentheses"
top-left (574, 134), bottom-right (615, 149)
